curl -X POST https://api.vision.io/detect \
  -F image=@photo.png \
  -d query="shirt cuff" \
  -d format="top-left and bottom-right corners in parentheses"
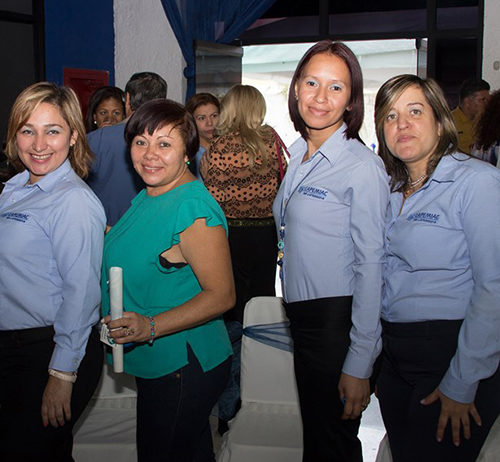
top-left (439, 370), bottom-right (478, 403)
top-left (49, 344), bottom-right (81, 373)
top-left (342, 349), bottom-right (373, 379)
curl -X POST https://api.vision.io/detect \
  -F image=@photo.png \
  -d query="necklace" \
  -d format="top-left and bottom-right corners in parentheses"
top-left (403, 173), bottom-right (428, 198)
top-left (408, 173), bottom-right (427, 188)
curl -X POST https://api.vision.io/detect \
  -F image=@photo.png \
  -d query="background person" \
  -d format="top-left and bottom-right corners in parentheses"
top-left (102, 99), bottom-right (234, 461)
top-left (272, 41), bottom-right (389, 461)
top-left (201, 84), bottom-right (287, 434)
top-left (471, 88), bottom-right (500, 167)
top-left (85, 85), bottom-right (125, 133)
top-left (186, 92), bottom-right (220, 179)
top-left (0, 82), bottom-right (106, 461)
top-left (451, 78), bottom-right (490, 154)
top-left (375, 74), bottom-right (500, 462)
top-left (86, 72), bottom-right (167, 229)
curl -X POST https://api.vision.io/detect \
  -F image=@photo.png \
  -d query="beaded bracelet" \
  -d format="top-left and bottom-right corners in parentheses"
top-left (48, 368), bottom-right (77, 383)
top-left (148, 316), bottom-right (156, 345)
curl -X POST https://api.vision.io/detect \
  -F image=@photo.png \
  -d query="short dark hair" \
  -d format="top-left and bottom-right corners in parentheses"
top-left (459, 78), bottom-right (490, 104)
top-left (124, 99), bottom-right (199, 161)
top-left (288, 40), bottom-right (364, 140)
top-left (185, 93), bottom-right (220, 114)
top-left (125, 72), bottom-right (168, 112)
top-left (85, 86), bottom-right (125, 132)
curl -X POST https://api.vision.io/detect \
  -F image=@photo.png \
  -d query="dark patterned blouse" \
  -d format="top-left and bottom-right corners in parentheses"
top-left (200, 128), bottom-right (287, 219)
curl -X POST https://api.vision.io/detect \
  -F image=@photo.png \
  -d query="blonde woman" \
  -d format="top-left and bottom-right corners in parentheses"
top-left (201, 84), bottom-right (287, 430)
top-left (0, 82), bottom-right (105, 460)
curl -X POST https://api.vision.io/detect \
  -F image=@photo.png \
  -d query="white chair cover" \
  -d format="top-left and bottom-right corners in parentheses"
top-left (218, 296), bottom-right (303, 462)
top-left (72, 360), bottom-right (138, 461)
top-left (477, 414), bottom-right (500, 461)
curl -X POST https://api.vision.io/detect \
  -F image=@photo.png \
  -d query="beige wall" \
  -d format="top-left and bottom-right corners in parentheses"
top-left (483, 0), bottom-right (500, 89)
top-left (113, 0), bottom-right (185, 103)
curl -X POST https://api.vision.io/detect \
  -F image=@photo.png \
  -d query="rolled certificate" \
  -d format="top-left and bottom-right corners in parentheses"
top-left (109, 266), bottom-right (124, 373)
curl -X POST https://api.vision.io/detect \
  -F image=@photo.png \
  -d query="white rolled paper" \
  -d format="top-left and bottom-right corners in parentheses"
top-left (109, 266), bottom-right (124, 373)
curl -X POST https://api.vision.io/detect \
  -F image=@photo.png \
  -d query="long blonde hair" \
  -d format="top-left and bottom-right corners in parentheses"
top-left (6, 82), bottom-right (92, 178)
top-left (217, 84), bottom-right (272, 167)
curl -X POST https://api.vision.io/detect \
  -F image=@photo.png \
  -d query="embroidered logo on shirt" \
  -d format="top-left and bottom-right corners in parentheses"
top-left (1, 212), bottom-right (29, 222)
top-left (407, 212), bottom-right (440, 224)
top-left (298, 185), bottom-right (328, 200)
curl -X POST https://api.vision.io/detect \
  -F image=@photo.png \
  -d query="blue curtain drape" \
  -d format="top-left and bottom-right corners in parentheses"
top-left (160, 0), bottom-right (277, 101)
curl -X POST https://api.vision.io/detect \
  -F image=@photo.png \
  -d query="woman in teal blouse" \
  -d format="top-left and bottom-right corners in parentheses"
top-left (102, 99), bottom-right (234, 461)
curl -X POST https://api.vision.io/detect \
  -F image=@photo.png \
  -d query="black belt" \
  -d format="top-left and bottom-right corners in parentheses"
top-left (227, 217), bottom-right (275, 227)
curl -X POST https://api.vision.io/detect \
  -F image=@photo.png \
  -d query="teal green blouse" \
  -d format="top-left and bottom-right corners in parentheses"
top-left (101, 181), bottom-right (232, 378)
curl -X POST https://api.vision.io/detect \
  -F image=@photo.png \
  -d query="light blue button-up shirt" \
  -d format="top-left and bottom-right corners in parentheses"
top-left (273, 124), bottom-right (390, 378)
top-left (383, 152), bottom-right (500, 402)
top-left (0, 160), bottom-right (105, 372)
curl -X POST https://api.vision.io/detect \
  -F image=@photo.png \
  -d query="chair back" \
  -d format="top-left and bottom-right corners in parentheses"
top-left (240, 296), bottom-right (299, 405)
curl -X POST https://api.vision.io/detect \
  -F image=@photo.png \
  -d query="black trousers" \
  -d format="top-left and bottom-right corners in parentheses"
top-left (377, 319), bottom-right (500, 462)
top-left (285, 296), bottom-right (363, 462)
top-left (135, 345), bottom-right (231, 462)
top-left (0, 326), bottom-right (103, 462)
top-left (225, 222), bottom-right (277, 323)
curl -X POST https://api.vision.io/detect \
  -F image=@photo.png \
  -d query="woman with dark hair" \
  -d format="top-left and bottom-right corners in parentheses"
top-left (375, 74), bottom-right (500, 461)
top-left (102, 98), bottom-right (234, 461)
top-left (186, 92), bottom-right (220, 179)
top-left (0, 82), bottom-right (105, 460)
top-left (272, 41), bottom-right (389, 461)
top-left (85, 85), bottom-right (125, 132)
top-left (472, 89), bottom-right (500, 167)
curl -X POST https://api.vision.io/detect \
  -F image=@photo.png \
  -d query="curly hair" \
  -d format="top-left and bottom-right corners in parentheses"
top-left (474, 89), bottom-right (500, 151)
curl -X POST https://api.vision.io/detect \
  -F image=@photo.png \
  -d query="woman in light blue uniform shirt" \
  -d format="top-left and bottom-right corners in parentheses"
top-left (0, 82), bottom-right (105, 460)
top-left (272, 41), bottom-right (389, 462)
top-left (375, 74), bottom-right (500, 462)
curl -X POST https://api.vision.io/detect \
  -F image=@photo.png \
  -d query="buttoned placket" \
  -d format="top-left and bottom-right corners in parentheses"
top-left (277, 151), bottom-right (325, 292)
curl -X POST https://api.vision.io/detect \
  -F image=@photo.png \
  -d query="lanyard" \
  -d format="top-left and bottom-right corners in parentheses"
top-left (277, 153), bottom-right (324, 270)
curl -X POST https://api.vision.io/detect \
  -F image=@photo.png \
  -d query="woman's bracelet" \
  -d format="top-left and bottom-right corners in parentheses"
top-left (48, 368), bottom-right (77, 383)
top-left (148, 316), bottom-right (156, 345)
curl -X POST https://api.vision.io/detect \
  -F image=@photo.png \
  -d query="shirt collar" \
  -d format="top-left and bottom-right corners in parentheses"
top-left (289, 123), bottom-right (348, 166)
top-left (429, 152), bottom-right (469, 183)
top-left (3, 159), bottom-right (74, 193)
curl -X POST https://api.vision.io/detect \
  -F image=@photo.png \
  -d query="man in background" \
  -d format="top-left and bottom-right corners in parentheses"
top-left (451, 78), bottom-right (490, 154)
top-left (87, 72), bottom-right (167, 229)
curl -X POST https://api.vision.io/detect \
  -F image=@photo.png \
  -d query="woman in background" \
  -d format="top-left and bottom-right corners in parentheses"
top-left (186, 92), bottom-right (220, 179)
top-left (273, 41), bottom-right (389, 461)
top-left (103, 99), bottom-right (234, 461)
top-left (471, 89), bottom-right (500, 167)
top-left (85, 85), bottom-right (125, 132)
top-left (375, 74), bottom-right (500, 462)
top-left (0, 82), bottom-right (105, 461)
top-left (201, 84), bottom-right (287, 433)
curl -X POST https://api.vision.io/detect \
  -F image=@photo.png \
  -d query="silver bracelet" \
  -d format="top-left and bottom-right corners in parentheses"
top-left (48, 368), bottom-right (77, 383)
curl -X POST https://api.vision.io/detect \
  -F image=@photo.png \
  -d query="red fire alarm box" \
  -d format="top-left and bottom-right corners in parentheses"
top-left (63, 68), bottom-right (110, 119)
